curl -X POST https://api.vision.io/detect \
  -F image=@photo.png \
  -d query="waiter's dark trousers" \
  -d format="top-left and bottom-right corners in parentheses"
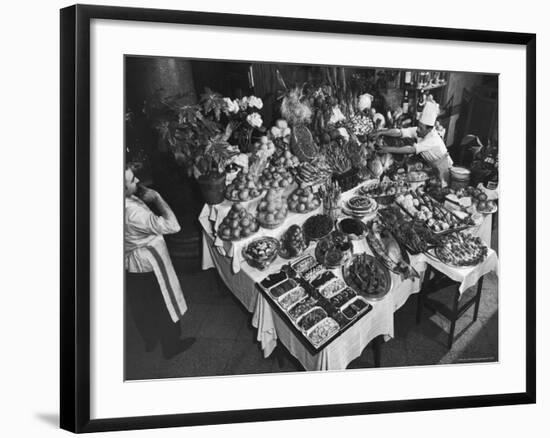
top-left (126, 271), bottom-right (181, 356)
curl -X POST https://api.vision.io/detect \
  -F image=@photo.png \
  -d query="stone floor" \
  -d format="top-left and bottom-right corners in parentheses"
top-left (124, 268), bottom-right (498, 380)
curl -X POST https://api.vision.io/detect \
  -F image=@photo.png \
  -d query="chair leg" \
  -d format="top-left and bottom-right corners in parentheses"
top-left (447, 287), bottom-right (460, 349)
top-left (473, 276), bottom-right (484, 321)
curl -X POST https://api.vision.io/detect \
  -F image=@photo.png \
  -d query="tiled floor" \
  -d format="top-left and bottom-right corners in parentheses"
top-left (124, 268), bottom-right (498, 380)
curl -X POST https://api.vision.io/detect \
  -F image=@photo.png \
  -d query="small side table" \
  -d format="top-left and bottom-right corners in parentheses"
top-left (416, 264), bottom-right (485, 349)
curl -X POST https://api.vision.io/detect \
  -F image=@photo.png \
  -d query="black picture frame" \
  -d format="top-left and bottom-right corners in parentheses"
top-left (60, 4), bottom-right (536, 433)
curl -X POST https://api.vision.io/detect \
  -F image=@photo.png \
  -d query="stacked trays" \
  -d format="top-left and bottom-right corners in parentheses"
top-left (257, 254), bottom-right (372, 350)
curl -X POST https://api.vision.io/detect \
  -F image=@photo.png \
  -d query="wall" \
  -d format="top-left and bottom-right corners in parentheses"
top-left (444, 72), bottom-right (484, 145)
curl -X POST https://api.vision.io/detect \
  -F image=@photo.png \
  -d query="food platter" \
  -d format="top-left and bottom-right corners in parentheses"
top-left (407, 170), bottom-right (430, 183)
top-left (256, 260), bottom-right (373, 352)
top-left (396, 191), bottom-right (473, 236)
top-left (366, 222), bottom-right (419, 279)
top-left (476, 203), bottom-right (498, 215)
top-left (314, 231), bottom-right (353, 269)
top-left (342, 195), bottom-right (378, 218)
top-left (342, 253), bottom-right (392, 301)
top-left (303, 214), bottom-right (334, 241)
top-left (425, 233), bottom-right (489, 268)
top-left (336, 217), bottom-right (368, 240)
top-left (242, 236), bottom-right (280, 270)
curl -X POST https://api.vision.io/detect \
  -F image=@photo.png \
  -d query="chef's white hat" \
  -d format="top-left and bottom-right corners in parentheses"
top-left (358, 93), bottom-right (373, 111)
top-left (419, 100), bottom-right (439, 126)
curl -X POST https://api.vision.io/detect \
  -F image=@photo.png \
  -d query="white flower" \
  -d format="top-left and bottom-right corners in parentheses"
top-left (246, 112), bottom-right (263, 128)
top-left (329, 106), bottom-right (346, 124)
top-left (223, 97), bottom-right (239, 114)
top-left (275, 119), bottom-right (288, 129)
top-left (337, 127), bottom-right (350, 141)
top-left (270, 126), bottom-right (282, 138)
top-left (237, 96), bottom-right (249, 110)
top-left (248, 96), bottom-right (263, 110)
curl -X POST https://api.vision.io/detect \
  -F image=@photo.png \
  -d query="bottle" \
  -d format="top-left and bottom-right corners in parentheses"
top-left (402, 89), bottom-right (409, 113)
top-left (404, 71), bottom-right (412, 86)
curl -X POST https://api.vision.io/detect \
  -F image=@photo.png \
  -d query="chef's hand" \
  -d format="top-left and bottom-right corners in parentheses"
top-left (138, 186), bottom-right (161, 204)
top-left (368, 130), bottom-right (382, 140)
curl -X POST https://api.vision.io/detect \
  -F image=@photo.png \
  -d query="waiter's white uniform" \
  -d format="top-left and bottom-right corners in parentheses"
top-left (401, 99), bottom-right (453, 185)
top-left (125, 195), bottom-right (187, 322)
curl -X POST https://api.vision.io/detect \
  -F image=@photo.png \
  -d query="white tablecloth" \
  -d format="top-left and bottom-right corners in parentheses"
top-left (418, 249), bottom-right (499, 294)
top-left (199, 181), bottom-right (498, 370)
top-left (199, 183), bottom-right (324, 274)
top-left (202, 229), bottom-right (425, 369)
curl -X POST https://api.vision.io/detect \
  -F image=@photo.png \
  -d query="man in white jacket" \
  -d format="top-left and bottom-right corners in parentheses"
top-left (125, 165), bottom-right (195, 359)
top-left (370, 98), bottom-right (453, 185)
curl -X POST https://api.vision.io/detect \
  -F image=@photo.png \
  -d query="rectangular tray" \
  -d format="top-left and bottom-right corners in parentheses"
top-left (256, 268), bottom-right (373, 354)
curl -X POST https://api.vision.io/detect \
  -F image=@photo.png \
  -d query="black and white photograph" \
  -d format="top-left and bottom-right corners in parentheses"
top-left (123, 56), bottom-right (500, 380)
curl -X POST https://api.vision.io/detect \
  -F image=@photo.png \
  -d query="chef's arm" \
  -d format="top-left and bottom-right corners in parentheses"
top-left (379, 145), bottom-right (416, 154)
top-left (372, 128), bottom-right (402, 138)
top-left (153, 193), bottom-right (180, 233)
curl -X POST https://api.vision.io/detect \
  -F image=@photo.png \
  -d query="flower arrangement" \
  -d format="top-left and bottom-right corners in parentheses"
top-left (144, 87), bottom-right (266, 177)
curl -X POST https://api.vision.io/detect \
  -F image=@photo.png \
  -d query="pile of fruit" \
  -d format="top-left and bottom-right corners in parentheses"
top-left (279, 224), bottom-right (309, 259)
top-left (217, 203), bottom-right (260, 241)
top-left (270, 149), bottom-right (300, 169)
top-left (256, 189), bottom-right (288, 228)
top-left (287, 186), bottom-right (321, 213)
top-left (224, 170), bottom-right (263, 202)
top-left (258, 163), bottom-right (295, 190)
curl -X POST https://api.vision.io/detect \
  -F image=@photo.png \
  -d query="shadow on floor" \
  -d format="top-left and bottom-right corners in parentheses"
top-left (125, 269), bottom-right (498, 380)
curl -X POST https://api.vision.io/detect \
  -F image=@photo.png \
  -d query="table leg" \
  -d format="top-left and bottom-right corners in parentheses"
top-left (473, 276), bottom-right (484, 321)
top-left (272, 344), bottom-right (286, 369)
top-left (416, 265), bottom-right (431, 324)
top-left (373, 335), bottom-right (382, 367)
top-left (448, 286), bottom-right (460, 350)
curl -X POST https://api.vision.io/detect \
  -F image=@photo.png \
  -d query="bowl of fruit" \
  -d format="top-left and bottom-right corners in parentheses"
top-left (224, 170), bottom-right (264, 202)
top-left (287, 186), bottom-right (321, 214)
top-left (279, 224), bottom-right (310, 259)
top-left (256, 189), bottom-right (289, 229)
top-left (217, 203), bottom-right (260, 241)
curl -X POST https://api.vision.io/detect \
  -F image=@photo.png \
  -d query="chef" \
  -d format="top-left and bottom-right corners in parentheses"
top-left (125, 165), bottom-right (195, 359)
top-left (370, 98), bottom-right (453, 185)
